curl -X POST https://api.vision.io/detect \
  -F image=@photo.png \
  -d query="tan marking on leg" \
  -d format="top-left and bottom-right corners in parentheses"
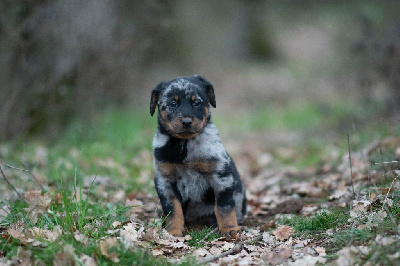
top-left (166, 199), bottom-right (185, 236)
top-left (214, 205), bottom-right (240, 234)
top-left (174, 95), bottom-right (179, 102)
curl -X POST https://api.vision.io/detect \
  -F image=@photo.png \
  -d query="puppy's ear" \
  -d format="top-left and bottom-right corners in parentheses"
top-left (194, 75), bottom-right (216, 108)
top-left (150, 82), bottom-right (164, 116)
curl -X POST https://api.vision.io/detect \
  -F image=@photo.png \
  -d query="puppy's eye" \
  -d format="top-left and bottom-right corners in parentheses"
top-left (169, 101), bottom-right (178, 108)
top-left (193, 99), bottom-right (202, 107)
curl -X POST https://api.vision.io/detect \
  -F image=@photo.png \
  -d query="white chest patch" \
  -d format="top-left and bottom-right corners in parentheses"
top-left (176, 167), bottom-right (210, 203)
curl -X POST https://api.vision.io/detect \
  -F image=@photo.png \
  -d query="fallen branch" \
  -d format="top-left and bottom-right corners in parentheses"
top-left (347, 134), bottom-right (355, 198)
top-left (198, 234), bottom-right (263, 264)
top-left (0, 160), bottom-right (46, 191)
top-left (0, 164), bottom-right (22, 199)
top-left (22, 161), bottom-right (46, 191)
top-left (200, 227), bottom-right (218, 243)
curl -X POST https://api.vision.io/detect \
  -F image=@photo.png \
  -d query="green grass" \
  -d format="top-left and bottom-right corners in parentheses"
top-left (187, 227), bottom-right (220, 248)
top-left (281, 194), bottom-right (400, 264)
top-left (0, 172), bottom-right (166, 265)
top-left (214, 100), bottom-right (357, 133)
top-left (2, 102), bottom-right (400, 265)
top-left (1, 108), bottom-right (156, 193)
top-left (281, 209), bottom-right (349, 233)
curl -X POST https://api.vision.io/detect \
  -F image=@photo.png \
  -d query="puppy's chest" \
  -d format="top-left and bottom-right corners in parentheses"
top-left (175, 166), bottom-right (210, 202)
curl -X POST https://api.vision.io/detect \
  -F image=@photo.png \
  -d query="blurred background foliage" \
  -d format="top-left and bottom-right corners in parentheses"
top-left (0, 0), bottom-right (399, 141)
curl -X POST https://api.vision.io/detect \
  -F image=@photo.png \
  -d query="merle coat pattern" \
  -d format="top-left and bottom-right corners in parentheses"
top-left (150, 75), bottom-right (246, 237)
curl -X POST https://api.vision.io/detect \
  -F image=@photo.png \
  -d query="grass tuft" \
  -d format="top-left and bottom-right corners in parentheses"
top-left (187, 227), bottom-right (220, 248)
top-left (281, 209), bottom-right (349, 232)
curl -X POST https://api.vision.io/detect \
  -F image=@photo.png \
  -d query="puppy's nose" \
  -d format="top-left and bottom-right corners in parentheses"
top-left (181, 117), bottom-right (192, 128)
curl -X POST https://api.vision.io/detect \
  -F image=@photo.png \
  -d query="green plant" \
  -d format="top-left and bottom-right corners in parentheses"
top-left (281, 209), bottom-right (349, 233)
top-left (187, 227), bottom-right (219, 248)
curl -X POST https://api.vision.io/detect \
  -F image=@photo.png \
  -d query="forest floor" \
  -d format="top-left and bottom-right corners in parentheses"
top-left (0, 105), bottom-right (399, 265)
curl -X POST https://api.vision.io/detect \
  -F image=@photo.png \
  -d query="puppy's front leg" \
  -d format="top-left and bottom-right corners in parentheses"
top-left (154, 175), bottom-right (185, 236)
top-left (214, 185), bottom-right (240, 237)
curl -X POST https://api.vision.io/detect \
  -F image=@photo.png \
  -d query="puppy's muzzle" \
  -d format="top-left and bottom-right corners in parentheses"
top-left (181, 117), bottom-right (193, 128)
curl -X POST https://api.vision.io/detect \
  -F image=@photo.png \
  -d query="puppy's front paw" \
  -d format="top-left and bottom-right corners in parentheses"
top-left (168, 228), bottom-right (185, 237)
top-left (220, 229), bottom-right (241, 241)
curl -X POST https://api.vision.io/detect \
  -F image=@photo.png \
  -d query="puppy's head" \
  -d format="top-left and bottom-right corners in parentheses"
top-left (150, 75), bottom-right (216, 139)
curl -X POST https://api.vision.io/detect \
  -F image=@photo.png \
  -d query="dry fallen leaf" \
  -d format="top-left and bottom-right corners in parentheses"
top-left (152, 249), bottom-right (164, 256)
top-left (120, 223), bottom-right (139, 248)
top-left (334, 246), bottom-right (358, 266)
top-left (221, 242), bottom-right (235, 251)
top-left (369, 192), bottom-right (377, 202)
top-left (193, 248), bottom-right (209, 258)
top-left (183, 234), bottom-right (192, 241)
top-left (12, 247), bottom-right (33, 266)
top-left (301, 205), bottom-right (318, 215)
top-left (290, 254), bottom-right (326, 266)
top-left (0, 204), bottom-right (10, 222)
top-left (142, 227), bottom-right (158, 242)
top-left (259, 219), bottom-right (275, 231)
top-left (209, 246), bottom-right (222, 255)
top-left (74, 231), bottom-right (88, 244)
top-left (170, 241), bottom-right (190, 250)
top-left (263, 247), bottom-right (293, 265)
top-left (8, 228), bottom-right (29, 245)
top-left (80, 254), bottom-right (97, 266)
top-left (314, 246), bottom-right (326, 256)
top-left (23, 190), bottom-right (52, 224)
top-left (380, 187), bottom-right (393, 195)
top-left (262, 232), bottom-right (277, 247)
top-left (100, 238), bottom-right (120, 263)
top-left (53, 244), bottom-right (76, 266)
top-left (375, 235), bottom-right (396, 246)
top-left (350, 199), bottom-right (371, 218)
top-left (112, 190), bottom-right (126, 203)
top-left (112, 221), bottom-right (122, 228)
top-left (273, 225), bottom-right (293, 241)
top-left (25, 226), bottom-right (62, 242)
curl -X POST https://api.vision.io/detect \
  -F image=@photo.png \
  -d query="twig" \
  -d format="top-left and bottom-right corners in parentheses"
top-left (382, 172), bottom-right (398, 227)
top-left (22, 161), bottom-right (46, 191)
top-left (347, 134), bottom-right (355, 198)
top-left (0, 160), bottom-right (30, 172)
top-left (379, 146), bottom-right (388, 183)
top-left (0, 160), bottom-right (45, 191)
top-left (0, 164), bottom-right (22, 199)
top-left (200, 227), bottom-right (218, 243)
top-left (374, 160), bottom-right (400, 165)
top-left (198, 234), bottom-right (263, 264)
top-left (382, 172), bottom-right (397, 208)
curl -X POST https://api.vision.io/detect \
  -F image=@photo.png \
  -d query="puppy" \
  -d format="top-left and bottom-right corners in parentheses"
top-left (150, 75), bottom-right (246, 238)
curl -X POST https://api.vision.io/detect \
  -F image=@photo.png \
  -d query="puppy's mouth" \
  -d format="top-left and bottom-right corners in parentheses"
top-left (173, 127), bottom-right (201, 139)
top-left (162, 117), bottom-right (206, 139)
top-left (175, 131), bottom-right (199, 139)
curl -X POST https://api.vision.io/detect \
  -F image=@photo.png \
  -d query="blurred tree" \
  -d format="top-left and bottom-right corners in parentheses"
top-left (353, 15), bottom-right (400, 115)
top-left (0, 0), bottom-right (168, 140)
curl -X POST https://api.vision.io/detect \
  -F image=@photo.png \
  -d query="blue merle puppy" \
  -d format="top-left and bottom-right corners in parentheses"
top-left (150, 75), bottom-right (246, 238)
